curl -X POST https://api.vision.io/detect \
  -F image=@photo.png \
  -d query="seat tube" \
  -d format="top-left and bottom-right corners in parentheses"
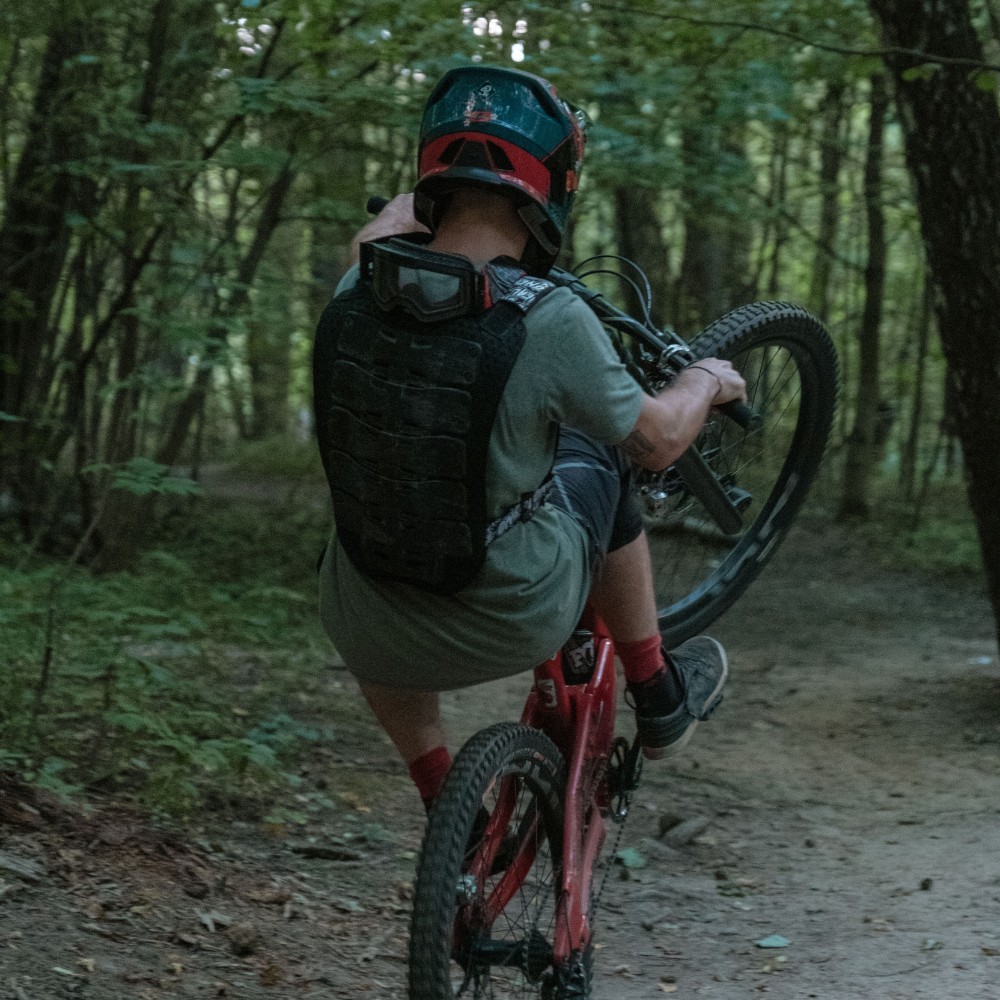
top-left (524, 655), bottom-right (572, 749)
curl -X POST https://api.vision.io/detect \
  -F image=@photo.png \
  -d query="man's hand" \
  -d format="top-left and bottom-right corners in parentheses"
top-left (621, 357), bottom-right (748, 470)
top-left (346, 193), bottom-right (430, 269)
top-left (678, 357), bottom-right (747, 407)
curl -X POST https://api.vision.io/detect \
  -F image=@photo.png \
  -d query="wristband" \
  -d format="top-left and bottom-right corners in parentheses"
top-left (685, 364), bottom-right (723, 398)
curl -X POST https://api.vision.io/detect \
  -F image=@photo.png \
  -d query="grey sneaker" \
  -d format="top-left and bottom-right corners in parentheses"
top-left (629, 636), bottom-right (728, 760)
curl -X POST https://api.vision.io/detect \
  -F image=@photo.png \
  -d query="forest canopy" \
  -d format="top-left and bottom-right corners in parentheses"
top-left (0, 1), bottom-right (987, 551)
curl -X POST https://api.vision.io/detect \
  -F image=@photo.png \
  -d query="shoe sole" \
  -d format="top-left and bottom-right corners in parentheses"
top-left (640, 637), bottom-right (729, 760)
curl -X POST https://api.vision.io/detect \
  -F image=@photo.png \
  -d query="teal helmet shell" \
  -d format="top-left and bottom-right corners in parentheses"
top-left (415, 66), bottom-right (586, 273)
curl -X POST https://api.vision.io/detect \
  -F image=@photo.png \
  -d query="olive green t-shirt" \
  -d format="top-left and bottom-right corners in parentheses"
top-left (318, 268), bottom-right (644, 690)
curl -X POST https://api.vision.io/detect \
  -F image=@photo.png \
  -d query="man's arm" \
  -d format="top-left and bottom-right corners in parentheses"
top-left (622, 359), bottom-right (747, 470)
top-left (345, 193), bottom-right (430, 270)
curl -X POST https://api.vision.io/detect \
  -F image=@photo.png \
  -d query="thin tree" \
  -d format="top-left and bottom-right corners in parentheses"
top-left (808, 80), bottom-right (848, 322)
top-left (840, 74), bottom-right (889, 520)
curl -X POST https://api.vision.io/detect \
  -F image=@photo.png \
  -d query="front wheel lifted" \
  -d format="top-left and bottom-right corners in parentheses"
top-left (640, 302), bottom-right (838, 646)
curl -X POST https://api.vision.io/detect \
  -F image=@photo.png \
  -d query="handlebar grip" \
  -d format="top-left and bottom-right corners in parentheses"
top-left (366, 195), bottom-right (389, 216)
top-left (716, 399), bottom-right (763, 430)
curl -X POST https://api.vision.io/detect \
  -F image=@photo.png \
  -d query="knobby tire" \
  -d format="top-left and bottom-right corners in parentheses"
top-left (409, 723), bottom-right (567, 999)
top-left (643, 302), bottom-right (838, 646)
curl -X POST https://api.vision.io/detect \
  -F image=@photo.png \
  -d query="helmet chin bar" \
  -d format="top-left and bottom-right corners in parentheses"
top-left (518, 202), bottom-right (560, 258)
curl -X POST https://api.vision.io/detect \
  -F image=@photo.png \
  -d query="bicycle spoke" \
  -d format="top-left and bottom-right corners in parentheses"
top-left (446, 765), bottom-right (560, 997)
top-left (637, 304), bottom-right (836, 647)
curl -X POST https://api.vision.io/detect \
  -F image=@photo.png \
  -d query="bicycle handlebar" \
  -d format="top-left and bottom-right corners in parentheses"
top-left (363, 196), bottom-right (760, 430)
top-left (547, 268), bottom-right (761, 430)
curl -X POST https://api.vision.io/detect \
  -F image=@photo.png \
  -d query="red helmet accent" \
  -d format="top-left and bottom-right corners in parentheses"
top-left (414, 66), bottom-right (586, 275)
top-left (418, 132), bottom-right (553, 204)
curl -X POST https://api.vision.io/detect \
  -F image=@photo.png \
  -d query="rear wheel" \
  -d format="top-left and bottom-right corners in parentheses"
top-left (409, 724), bottom-right (566, 999)
top-left (639, 302), bottom-right (838, 646)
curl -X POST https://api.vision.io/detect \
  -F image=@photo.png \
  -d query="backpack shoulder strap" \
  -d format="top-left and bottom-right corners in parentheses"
top-left (498, 274), bottom-right (557, 314)
top-left (485, 255), bottom-right (556, 312)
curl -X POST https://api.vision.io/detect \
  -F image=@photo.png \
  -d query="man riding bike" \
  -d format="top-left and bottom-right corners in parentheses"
top-left (313, 65), bottom-right (746, 811)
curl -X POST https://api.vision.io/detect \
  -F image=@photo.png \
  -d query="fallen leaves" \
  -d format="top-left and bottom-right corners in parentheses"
top-left (760, 956), bottom-right (788, 974)
top-left (96, 824), bottom-right (134, 847)
top-left (755, 935), bottom-right (790, 949)
top-left (240, 885), bottom-right (293, 906)
top-left (260, 961), bottom-right (285, 986)
top-left (226, 921), bottom-right (261, 956)
top-left (0, 849), bottom-right (45, 882)
top-left (197, 909), bottom-right (234, 933)
top-left (337, 791), bottom-right (371, 813)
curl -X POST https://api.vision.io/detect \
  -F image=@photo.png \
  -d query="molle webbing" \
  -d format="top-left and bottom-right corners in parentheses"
top-left (313, 265), bottom-right (555, 594)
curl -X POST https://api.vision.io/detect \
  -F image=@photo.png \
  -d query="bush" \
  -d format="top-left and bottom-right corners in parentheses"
top-left (0, 493), bottom-right (336, 818)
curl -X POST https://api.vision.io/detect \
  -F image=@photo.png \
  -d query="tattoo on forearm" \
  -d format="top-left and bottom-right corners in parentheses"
top-left (621, 428), bottom-right (656, 461)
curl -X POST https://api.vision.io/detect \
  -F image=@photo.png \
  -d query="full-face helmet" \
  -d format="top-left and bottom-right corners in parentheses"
top-left (414, 65), bottom-right (587, 274)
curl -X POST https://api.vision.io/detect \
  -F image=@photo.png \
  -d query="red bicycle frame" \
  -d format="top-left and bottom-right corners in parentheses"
top-left (519, 605), bottom-right (618, 965)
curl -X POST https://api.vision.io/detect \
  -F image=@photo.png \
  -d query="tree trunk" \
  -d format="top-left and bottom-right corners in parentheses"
top-left (674, 122), bottom-right (753, 332)
top-left (808, 81), bottom-right (848, 321)
top-left (612, 188), bottom-right (672, 329)
top-left (899, 273), bottom-right (933, 500)
top-left (246, 216), bottom-right (303, 439)
top-left (105, 0), bottom-right (174, 465)
top-left (839, 75), bottom-right (889, 520)
top-left (868, 0), bottom-right (1000, 645)
top-left (0, 25), bottom-right (87, 522)
top-left (764, 124), bottom-right (790, 298)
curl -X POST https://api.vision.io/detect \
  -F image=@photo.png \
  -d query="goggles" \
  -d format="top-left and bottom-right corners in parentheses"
top-left (361, 238), bottom-right (486, 323)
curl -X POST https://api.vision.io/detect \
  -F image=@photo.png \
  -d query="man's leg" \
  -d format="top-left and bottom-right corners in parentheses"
top-left (358, 682), bottom-right (451, 809)
top-left (552, 428), bottom-right (727, 757)
top-left (554, 430), bottom-right (672, 686)
top-left (589, 532), bottom-right (728, 758)
top-left (589, 531), bottom-right (685, 708)
top-left (589, 530), bottom-right (659, 642)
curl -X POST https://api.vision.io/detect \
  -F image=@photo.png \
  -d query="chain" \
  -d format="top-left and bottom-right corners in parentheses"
top-left (591, 802), bottom-right (630, 919)
top-left (589, 740), bottom-right (641, 923)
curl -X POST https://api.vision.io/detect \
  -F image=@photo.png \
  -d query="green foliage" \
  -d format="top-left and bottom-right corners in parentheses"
top-left (225, 435), bottom-right (324, 480)
top-left (112, 458), bottom-right (204, 498)
top-left (855, 483), bottom-right (985, 576)
top-left (0, 497), bottom-right (333, 817)
top-left (904, 519), bottom-right (983, 575)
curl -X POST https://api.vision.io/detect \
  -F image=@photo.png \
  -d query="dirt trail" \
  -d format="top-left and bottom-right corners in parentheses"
top-left (2, 521), bottom-right (998, 999)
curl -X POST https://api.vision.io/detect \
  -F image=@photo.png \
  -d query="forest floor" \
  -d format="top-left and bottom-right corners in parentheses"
top-left (2, 517), bottom-right (999, 1000)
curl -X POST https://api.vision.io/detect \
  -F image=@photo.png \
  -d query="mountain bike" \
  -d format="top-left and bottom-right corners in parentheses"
top-left (407, 262), bottom-right (837, 997)
top-left (361, 195), bottom-right (837, 997)
top-left (409, 605), bottom-right (630, 999)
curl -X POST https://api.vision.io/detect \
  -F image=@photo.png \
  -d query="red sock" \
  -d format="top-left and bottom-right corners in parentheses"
top-left (408, 745), bottom-right (452, 810)
top-left (617, 634), bottom-right (666, 685)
